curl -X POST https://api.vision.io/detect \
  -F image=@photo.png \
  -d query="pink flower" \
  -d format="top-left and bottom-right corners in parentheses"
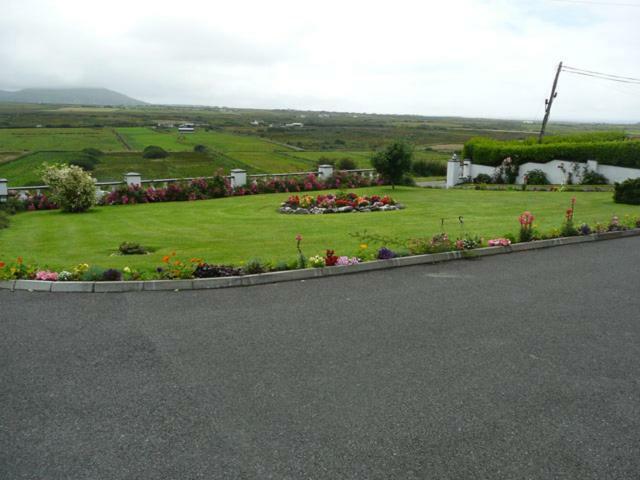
top-left (35, 270), bottom-right (58, 281)
top-left (295, 234), bottom-right (303, 242)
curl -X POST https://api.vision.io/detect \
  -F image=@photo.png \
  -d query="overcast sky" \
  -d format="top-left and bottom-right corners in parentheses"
top-left (2, 0), bottom-right (639, 122)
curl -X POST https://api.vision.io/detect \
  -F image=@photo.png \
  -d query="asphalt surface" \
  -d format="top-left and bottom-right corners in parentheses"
top-left (2, 237), bottom-right (640, 479)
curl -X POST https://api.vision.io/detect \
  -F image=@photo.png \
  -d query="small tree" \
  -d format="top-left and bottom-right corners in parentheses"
top-left (371, 141), bottom-right (413, 189)
top-left (41, 164), bottom-right (96, 213)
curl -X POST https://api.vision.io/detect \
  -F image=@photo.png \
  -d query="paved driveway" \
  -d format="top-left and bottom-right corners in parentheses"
top-left (2, 238), bottom-right (640, 479)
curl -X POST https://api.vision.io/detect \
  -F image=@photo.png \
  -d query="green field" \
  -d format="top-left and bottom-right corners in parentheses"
top-left (1, 187), bottom-right (637, 270)
top-left (0, 128), bottom-right (124, 152)
top-left (115, 127), bottom-right (290, 153)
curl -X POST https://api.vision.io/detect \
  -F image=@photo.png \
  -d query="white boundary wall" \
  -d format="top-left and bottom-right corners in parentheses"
top-left (447, 159), bottom-right (640, 187)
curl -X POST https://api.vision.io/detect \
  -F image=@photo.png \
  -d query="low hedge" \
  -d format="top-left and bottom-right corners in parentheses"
top-left (614, 178), bottom-right (640, 205)
top-left (463, 137), bottom-right (640, 169)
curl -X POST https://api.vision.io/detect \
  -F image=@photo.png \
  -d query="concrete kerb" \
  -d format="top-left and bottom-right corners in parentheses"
top-left (2, 229), bottom-right (639, 294)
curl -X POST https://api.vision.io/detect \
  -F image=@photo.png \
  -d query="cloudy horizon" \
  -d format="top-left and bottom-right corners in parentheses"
top-left (2, 0), bottom-right (640, 123)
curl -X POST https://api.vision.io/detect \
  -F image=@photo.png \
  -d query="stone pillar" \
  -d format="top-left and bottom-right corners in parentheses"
top-left (0, 178), bottom-right (7, 202)
top-left (124, 172), bottom-right (141, 187)
top-left (446, 155), bottom-right (461, 188)
top-left (230, 169), bottom-right (247, 188)
top-left (463, 160), bottom-right (472, 179)
top-left (318, 164), bottom-right (334, 180)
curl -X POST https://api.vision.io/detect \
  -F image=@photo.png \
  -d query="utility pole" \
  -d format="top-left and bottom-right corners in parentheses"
top-left (538, 61), bottom-right (563, 143)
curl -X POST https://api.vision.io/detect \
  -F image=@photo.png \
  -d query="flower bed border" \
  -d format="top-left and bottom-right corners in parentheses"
top-left (2, 228), bottom-right (639, 293)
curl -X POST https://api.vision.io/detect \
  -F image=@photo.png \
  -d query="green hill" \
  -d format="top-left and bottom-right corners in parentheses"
top-left (0, 88), bottom-right (146, 106)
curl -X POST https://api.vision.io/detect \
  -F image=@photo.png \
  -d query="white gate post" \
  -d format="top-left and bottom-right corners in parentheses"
top-left (124, 172), bottom-right (141, 187)
top-left (230, 169), bottom-right (247, 188)
top-left (0, 178), bottom-right (7, 202)
top-left (318, 164), bottom-right (334, 180)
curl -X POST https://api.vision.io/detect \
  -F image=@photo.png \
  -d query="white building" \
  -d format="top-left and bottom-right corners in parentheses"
top-left (178, 123), bottom-right (195, 133)
top-left (284, 122), bottom-right (304, 128)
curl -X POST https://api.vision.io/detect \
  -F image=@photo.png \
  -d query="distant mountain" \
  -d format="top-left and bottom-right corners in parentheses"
top-left (0, 88), bottom-right (147, 106)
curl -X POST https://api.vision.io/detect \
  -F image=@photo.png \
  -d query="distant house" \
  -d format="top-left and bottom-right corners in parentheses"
top-left (178, 123), bottom-right (195, 133)
top-left (284, 122), bottom-right (304, 128)
top-left (250, 120), bottom-right (263, 126)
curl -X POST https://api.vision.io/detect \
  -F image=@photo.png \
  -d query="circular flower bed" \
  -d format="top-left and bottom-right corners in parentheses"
top-left (279, 192), bottom-right (404, 214)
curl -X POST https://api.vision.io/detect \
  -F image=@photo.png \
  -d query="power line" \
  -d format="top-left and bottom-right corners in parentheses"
top-left (563, 65), bottom-right (640, 83)
top-left (550, 0), bottom-right (640, 7)
top-left (562, 69), bottom-right (640, 85)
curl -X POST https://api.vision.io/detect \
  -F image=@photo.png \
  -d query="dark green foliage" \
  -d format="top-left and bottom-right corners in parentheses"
top-left (581, 170), bottom-right (608, 185)
top-left (118, 242), bottom-right (148, 255)
top-left (411, 159), bottom-right (447, 177)
top-left (463, 135), bottom-right (640, 168)
top-left (614, 178), bottom-right (640, 205)
top-left (80, 266), bottom-right (107, 281)
top-left (193, 144), bottom-right (208, 153)
top-left (142, 145), bottom-right (169, 159)
top-left (102, 269), bottom-right (123, 281)
top-left (193, 264), bottom-right (242, 278)
top-left (336, 158), bottom-right (357, 170)
top-left (81, 148), bottom-right (104, 157)
top-left (529, 131), bottom-right (626, 145)
top-left (524, 169), bottom-right (549, 185)
top-left (371, 141), bottom-right (413, 189)
top-left (70, 152), bottom-right (100, 171)
top-left (473, 173), bottom-right (493, 184)
top-left (243, 258), bottom-right (269, 274)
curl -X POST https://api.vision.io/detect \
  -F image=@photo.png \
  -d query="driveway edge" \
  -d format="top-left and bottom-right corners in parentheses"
top-left (2, 229), bottom-right (639, 293)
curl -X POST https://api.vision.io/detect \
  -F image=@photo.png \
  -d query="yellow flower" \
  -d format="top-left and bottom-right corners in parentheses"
top-left (359, 243), bottom-right (368, 250)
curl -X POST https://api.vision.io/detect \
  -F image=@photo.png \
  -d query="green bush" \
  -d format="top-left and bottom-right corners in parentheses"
top-left (463, 136), bottom-right (640, 169)
top-left (143, 145), bottom-right (169, 159)
top-left (473, 173), bottom-right (493, 184)
top-left (193, 144), bottom-right (208, 153)
top-left (336, 158), bottom-right (357, 170)
top-left (412, 159), bottom-right (447, 177)
top-left (524, 169), bottom-right (549, 185)
top-left (70, 153), bottom-right (100, 171)
top-left (581, 170), bottom-right (608, 185)
top-left (371, 141), bottom-right (413, 189)
top-left (119, 242), bottom-right (148, 255)
top-left (41, 163), bottom-right (96, 213)
top-left (614, 178), bottom-right (640, 205)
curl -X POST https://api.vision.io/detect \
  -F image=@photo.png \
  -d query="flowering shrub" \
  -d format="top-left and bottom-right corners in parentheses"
top-left (518, 211), bottom-right (535, 243)
top-left (5, 191), bottom-right (57, 213)
top-left (408, 233), bottom-right (454, 255)
top-left (42, 163), bottom-right (96, 213)
top-left (336, 256), bottom-right (360, 266)
top-left (280, 192), bottom-right (401, 214)
top-left (0, 257), bottom-right (36, 280)
top-left (455, 235), bottom-right (483, 250)
top-left (377, 247), bottom-right (397, 260)
top-left (35, 270), bottom-right (59, 281)
top-left (488, 238), bottom-right (511, 247)
top-left (324, 250), bottom-right (339, 266)
top-left (309, 255), bottom-right (326, 268)
top-left (560, 198), bottom-right (579, 237)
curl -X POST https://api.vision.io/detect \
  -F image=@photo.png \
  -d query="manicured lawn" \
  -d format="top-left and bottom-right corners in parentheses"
top-left (1, 188), bottom-right (638, 271)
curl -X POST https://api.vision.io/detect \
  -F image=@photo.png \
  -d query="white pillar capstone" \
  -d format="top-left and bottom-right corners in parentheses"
top-left (318, 164), bottom-right (334, 180)
top-left (124, 172), bottom-right (141, 187)
top-left (230, 169), bottom-right (247, 188)
top-left (0, 178), bottom-right (7, 202)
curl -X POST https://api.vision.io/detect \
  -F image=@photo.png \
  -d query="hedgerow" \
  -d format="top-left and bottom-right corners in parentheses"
top-left (463, 135), bottom-right (640, 168)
